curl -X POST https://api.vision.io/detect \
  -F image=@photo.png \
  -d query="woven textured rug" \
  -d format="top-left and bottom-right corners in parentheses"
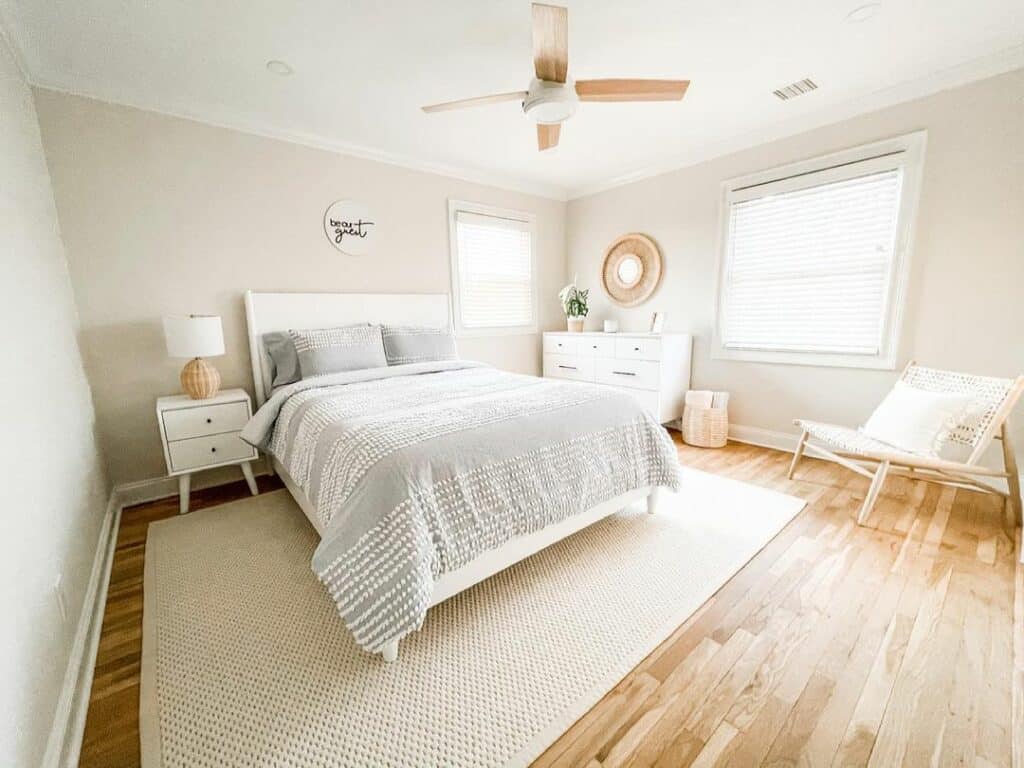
top-left (140, 466), bottom-right (805, 768)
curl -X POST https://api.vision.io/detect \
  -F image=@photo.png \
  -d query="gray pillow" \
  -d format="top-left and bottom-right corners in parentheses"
top-left (289, 324), bottom-right (387, 378)
top-left (262, 332), bottom-right (301, 389)
top-left (382, 325), bottom-right (458, 365)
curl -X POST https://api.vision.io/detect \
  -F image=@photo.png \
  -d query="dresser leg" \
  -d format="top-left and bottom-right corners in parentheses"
top-left (178, 474), bottom-right (191, 514)
top-left (241, 461), bottom-right (259, 496)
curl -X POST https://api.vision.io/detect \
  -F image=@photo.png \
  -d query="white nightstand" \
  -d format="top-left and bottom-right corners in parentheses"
top-left (156, 388), bottom-right (259, 514)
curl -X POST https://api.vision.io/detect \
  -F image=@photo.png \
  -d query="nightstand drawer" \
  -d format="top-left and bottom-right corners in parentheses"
top-left (162, 401), bottom-right (250, 441)
top-left (168, 432), bottom-right (256, 473)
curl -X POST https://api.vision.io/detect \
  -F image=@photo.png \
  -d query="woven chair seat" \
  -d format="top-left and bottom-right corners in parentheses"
top-left (795, 419), bottom-right (913, 458)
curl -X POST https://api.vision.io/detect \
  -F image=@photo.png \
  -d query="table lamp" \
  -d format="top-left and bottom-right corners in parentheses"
top-left (163, 314), bottom-right (225, 399)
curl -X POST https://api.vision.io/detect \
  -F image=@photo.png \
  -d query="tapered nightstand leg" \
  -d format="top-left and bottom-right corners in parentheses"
top-left (241, 461), bottom-right (258, 496)
top-left (178, 474), bottom-right (191, 514)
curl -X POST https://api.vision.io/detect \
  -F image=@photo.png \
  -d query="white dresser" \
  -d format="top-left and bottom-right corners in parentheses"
top-left (542, 331), bottom-right (692, 425)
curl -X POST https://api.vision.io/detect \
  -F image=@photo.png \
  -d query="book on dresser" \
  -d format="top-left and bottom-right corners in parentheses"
top-left (542, 331), bottom-right (692, 425)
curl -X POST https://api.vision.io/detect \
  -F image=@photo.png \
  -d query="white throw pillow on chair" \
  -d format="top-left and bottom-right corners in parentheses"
top-left (860, 380), bottom-right (974, 457)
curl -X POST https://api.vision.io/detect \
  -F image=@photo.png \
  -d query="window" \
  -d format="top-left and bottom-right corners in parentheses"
top-left (713, 133), bottom-right (926, 369)
top-left (448, 200), bottom-right (537, 335)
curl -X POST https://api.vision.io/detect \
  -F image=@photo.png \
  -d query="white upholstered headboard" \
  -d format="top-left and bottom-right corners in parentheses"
top-left (244, 290), bottom-right (452, 408)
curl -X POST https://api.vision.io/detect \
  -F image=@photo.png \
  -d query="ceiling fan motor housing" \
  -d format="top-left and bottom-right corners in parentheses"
top-left (523, 78), bottom-right (579, 124)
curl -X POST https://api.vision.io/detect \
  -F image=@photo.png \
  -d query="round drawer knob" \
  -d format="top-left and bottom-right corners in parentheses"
top-left (206, 418), bottom-right (212, 424)
top-left (211, 447), bottom-right (217, 453)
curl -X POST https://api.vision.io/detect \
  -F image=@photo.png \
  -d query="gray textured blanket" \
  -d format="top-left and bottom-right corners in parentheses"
top-left (242, 362), bottom-right (682, 653)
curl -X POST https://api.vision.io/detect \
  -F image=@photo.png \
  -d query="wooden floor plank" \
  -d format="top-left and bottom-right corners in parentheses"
top-left (78, 438), bottom-right (1020, 768)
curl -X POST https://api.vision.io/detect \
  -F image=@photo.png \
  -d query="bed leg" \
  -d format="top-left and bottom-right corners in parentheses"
top-left (381, 640), bottom-right (399, 663)
top-left (646, 487), bottom-right (661, 515)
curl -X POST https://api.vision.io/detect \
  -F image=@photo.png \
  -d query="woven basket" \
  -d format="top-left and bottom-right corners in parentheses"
top-left (681, 405), bottom-right (728, 448)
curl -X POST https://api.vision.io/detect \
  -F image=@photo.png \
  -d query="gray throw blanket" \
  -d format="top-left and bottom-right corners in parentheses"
top-left (242, 362), bottom-right (682, 653)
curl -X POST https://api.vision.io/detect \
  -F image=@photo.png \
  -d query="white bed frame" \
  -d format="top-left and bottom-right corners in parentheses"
top-left (243, 290), bottom-right (660, 661)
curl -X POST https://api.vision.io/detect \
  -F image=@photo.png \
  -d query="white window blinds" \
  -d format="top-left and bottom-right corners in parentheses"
top-left (453, 209), bottom-right (535, 330)
top-left (720, 165), bottom-right (904, 357)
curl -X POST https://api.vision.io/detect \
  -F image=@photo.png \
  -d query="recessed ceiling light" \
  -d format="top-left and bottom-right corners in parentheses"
top-left (846, 3), bottom-right (881, 22)
top-left (266, 59), bottom-right (293, 76)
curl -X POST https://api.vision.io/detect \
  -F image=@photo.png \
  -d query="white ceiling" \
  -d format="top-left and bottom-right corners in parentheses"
top-left (2, 0), bottom-right (1022, 199)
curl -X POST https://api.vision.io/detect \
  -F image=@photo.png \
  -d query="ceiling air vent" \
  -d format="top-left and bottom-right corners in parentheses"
top-left (773, 78), bottom-right (818, 101)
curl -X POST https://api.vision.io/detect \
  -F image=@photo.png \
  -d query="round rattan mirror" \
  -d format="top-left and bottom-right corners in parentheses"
top-left (601, 233), bottom-right (662, 306)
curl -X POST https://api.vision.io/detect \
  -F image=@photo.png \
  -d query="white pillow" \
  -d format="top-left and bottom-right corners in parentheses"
top-left (861, 381), bottom-right (974, 457)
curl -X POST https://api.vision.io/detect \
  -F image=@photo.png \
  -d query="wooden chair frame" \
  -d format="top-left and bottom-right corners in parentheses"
top-left (788, 362), bottom-right (1024, 561)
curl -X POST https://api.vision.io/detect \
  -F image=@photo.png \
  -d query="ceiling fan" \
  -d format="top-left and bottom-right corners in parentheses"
top-left (421, 2), bottom-right (689, 151)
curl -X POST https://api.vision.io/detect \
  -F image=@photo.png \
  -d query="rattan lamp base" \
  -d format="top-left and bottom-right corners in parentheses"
top-left (180, 357), bottom-right (221, 399)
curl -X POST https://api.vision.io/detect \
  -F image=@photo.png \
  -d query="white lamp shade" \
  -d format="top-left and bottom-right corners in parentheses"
top-left (163, 315), bottom-right (225, 358)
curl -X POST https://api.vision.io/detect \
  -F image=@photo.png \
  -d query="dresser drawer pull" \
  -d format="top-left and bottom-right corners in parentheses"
top-left (206, 418), bottom-right (212, 424)
top-left (558, 365), bottom-right (578, 371)
top-left (211, 447), bottom-right (217, 453)
top-left (612, 370), bottom-right (637, 376)
top-left (633, 347), bottom-right (641, 351)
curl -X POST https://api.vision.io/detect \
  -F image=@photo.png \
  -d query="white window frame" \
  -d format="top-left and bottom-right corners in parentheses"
top-left (447, 199), bottom-right (538, 337)
top-left (712, 131), bottom-right (927, 370)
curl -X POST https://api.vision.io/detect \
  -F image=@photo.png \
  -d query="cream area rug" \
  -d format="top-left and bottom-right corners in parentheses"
top-left (140, 467), bottom-right (805, 768)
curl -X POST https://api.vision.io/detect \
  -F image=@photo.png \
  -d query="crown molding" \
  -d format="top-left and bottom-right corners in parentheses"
top-left (565, 44), bottom-right (1024, 200)
top-left (27, 77), bottom-right (570, 202)
top-left (15, 34), bottom-right (1022, 205)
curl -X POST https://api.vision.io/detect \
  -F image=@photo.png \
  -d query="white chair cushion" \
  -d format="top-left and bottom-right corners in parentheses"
top-left (860, 380), bottom-right (974, 457)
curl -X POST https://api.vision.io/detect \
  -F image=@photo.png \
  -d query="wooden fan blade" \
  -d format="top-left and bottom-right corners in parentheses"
top-left (575, 79), bottom-right (690, 102)
top-left (422, 91), bottom-right (527, 113)
top-left (537, 123), bottom-right (560, 151)
top-left (532, 3), bottom-right (568, 83)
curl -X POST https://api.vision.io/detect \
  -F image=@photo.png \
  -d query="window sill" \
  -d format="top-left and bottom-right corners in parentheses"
top-left (711, 346), bottom-right (898, 371)
top-left (455, 326), bottom-right (539, 338)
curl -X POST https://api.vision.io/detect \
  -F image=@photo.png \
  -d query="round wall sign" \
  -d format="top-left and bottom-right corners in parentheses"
top-left (601, 233), bottom-right (663, 306)
top-left (323, 200), bottom-right (376, 256)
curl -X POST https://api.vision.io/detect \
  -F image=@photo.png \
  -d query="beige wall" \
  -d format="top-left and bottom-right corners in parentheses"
top-left (34, 91), bottom-right (567, 485)
top-left (0, 37), bottom-right (108, 767)
top-left (567, 69), bottom-right (1024, 452)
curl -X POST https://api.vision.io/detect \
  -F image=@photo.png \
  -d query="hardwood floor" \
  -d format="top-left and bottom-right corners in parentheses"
top-left (79, 437), bottom-right (1023, 768)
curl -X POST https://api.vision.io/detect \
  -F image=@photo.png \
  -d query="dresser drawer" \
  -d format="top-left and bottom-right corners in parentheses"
top-left (167, 432), bottom-right (257, 473)
top-left (577, 336), bottom-right (616, 357)
top-left (543, 353), bottom-right (595, 382)
top-left (615, 337), bottom-right (662, 361)
top-left (594, 357), bottom-right (661, 391)
top-left (162, 401), bottom-right (251, 441)
top-left (603, 385), bottom-right (661, 418)
top-left (544, 335), bottom-right (579, 356)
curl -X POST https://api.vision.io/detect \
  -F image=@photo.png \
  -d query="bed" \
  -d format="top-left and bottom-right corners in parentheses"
top-left (242, 290), bottom-right (682, 661)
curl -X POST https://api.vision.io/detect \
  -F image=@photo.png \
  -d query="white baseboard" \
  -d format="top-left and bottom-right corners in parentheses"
top-left (42, 489), bottom-right (122, 768)
top-left (728, 423), bottom-right (801, 454)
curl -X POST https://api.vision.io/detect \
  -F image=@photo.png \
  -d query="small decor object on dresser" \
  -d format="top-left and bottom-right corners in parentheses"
top-left (163, 314), bottom-right (225, 399)
top-left (650, 312), bottom-right (665, 333)
top-left (156, 388), bottom-right (259, 514)
top-left (601, 233), bottom-right (663, 307)
top-left (558, 279), bottom-right (589, 332)
top-left (323, 200), bottom-right (375, 256)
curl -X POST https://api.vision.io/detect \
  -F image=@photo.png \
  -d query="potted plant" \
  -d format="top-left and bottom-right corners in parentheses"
top-left (558, 280), bottom-right (589, 333)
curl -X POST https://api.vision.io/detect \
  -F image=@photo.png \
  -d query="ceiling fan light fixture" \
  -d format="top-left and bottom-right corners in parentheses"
top-left (523, 78), bottom-right (579, 124)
